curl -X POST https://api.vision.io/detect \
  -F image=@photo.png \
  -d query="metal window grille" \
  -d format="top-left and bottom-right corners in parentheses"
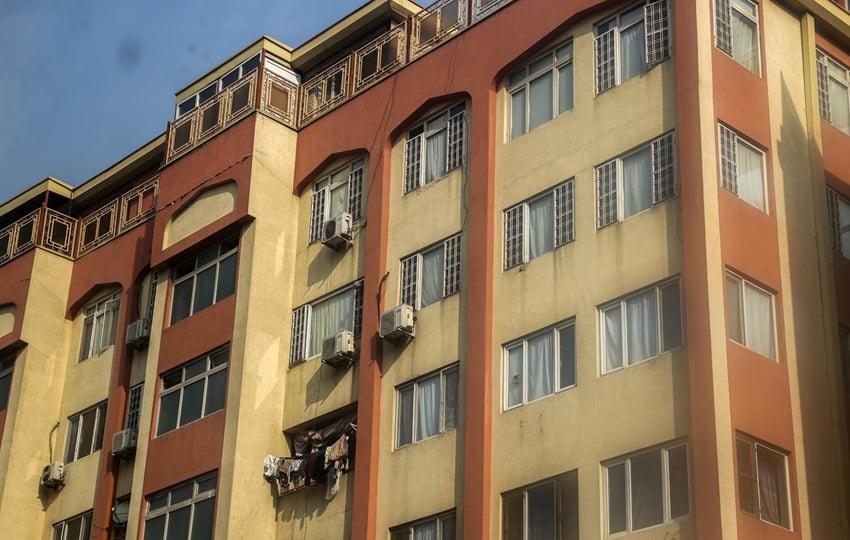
top-left (309, 188), bottom-right (327, 243)
top-left (354, 281), bottom-right (364, 337)
top-left (447, 109), bottom-right (465, 171)
top-left (443, 235), bottom-right (462, 297)
top-left (817, 53), bottom-right (832, 123)
top-left (503, 205), bottom-right (524, 269)
top-left (348, 166), bottom-right (364, 221)
top-left (290, 305), bottom-right (310, 364)
top-left (554, 180), bottom-right (575, 247)
top-left (401, 256), bottom-right (419, 309)
top-left (652, 133), bottom-right (676, 204)
top-left (595, 29), bottom-right (616, 94)
top-left (404, 134), bottom-right (423, 194)
top-left (828, 188), bottom-right (842, 252)
top-left (715, 0), bottom-right (733, 55)
top-left (719, 125), bottom-right (739, 194)
top-left (645, 0), bottom-right (671, 65)
top-left (597, 160), bottom-right (619, 228)
top-left (126, 384), bottom-right (144, 431)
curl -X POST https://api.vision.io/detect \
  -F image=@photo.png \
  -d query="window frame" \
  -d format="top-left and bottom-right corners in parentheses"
top-left (395, 363), bottom-right (460, 449)
top-left (144, 472), bottom-right (218, 540)
top-left (503, 179), bottom-right (575, 269)
top-left (816, 49), bottom-right (850, 134)
top-left (0, 354), bottom-right (14, 411)
top-left (501, 470), bottom-right (578, 540)
top-left (507, 40), bottom-right (574, 139)
top-left (175, 53), bottom-right (261, 118)
top-left (65, 402), bottom-right (107, 463)
top-left (735, 434), bottom-right (792, 530)
top-left (725, 271), bottom-right (776, 360)
top-left (715, 0), bottom-right (762, 75)
top-left (125, 383), bottom-right (144, 431)
top-left (827, 187), bottom-right (850, 258)
top-left (52, 511), bottom-right (93, 540)
top-left (308, 158), bottom-right (367, 244)
top-left (289, 280), bottom-right (364, 365)
top-left (718, 123), bottom-right (768, 212)
top-left (389, 510), bottom-right (456, 540)
top-left (403, 103), bottom-right (466, 194)
top-left (79, 291), bottom-right (121, 361)
top-left (502, 319), bottom-right (576, 410)
top-left (170, 235), bottom-right (239, 325)
top-left (600, 278), bottom-right (683, 374)
top-left (156, 347), bottom-right (229, 436)
top-left (400, 234), bottom-right (462, 311)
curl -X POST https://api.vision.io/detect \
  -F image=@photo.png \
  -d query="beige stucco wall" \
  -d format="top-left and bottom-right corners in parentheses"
top-left (163, 180), bottom-right (238, 249)
top-left (0, 304), bottom-right (15, 338)
top-left (490, 12), bottom-right (692, 539)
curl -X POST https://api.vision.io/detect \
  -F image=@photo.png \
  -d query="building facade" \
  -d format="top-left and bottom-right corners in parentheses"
top-left (0, 0), bottom-right (849, 538)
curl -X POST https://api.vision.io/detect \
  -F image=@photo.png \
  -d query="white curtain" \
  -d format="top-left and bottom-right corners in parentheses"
top-left (626, 290), bottom-right (658, 365)
top-left (528, 195), bottom-right (554, 260)
top-left (604, 306), bottom-right (623, 371)
top-left (829, 79), bottom-right (850, 134)
top-left (309, 290), bottom-right (354, 356)
top-left (620, 20), bottom-right (647, 82)
top-left (528, 71), bottom-right (554, 132)
top-left (329, 184), bottom-right (349, 218)
top-left (737, 142), bottom-right (765, 211)
top-left (420, 248), bottom-right (444, 308)
top-left (413, 521), bottom-right (438, 540)
top-left (622, 148), bottom-right (653, 218)
top-left (416, 374), bottom-right (440, 441)
top-left (744, 283), bottom-right (774, 359)
top-left (506, 346), bottom-right (524, 407)
top-left (527, 332), bottom-right (554, 402)
top-left (424, 115), bottom-right (448, 183)
top-left (731, 3), bottom-right (759, 72)
top-left (527, 483), bottom-right (555, 540)
top-left (726, 275), bottom-right (744, 343)
top-left (510, 89), bottom-right (527, 139)
top-left (756, 446), bottom-right (787, 527)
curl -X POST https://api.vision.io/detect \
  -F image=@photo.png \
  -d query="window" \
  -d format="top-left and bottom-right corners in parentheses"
top-left (157, 347), bottom-right (228, 436)
top-left (504, 321), bottom-right (576, 409)
top-left (400, 235), bottom-right (461, 310)
top-left (596, 132), bottom-right (676, 229)
top-left (125, 383), bottom-right (144, 431)
top-left (290, 281), bottom-right (363, 364)
top-left (601, 279), bottom-right (682, 373)
top-left (817, 50), bottom-right (850, 134)
top-left (502, 470), bottom-right (578, 540)
top-left (718, 124), bottom-right (766, 212)
top-left (595, 0), bottom-right (671, 94)
top-left (605, 442), bottom-right (690, 535)
top-left (0, 354), bottom-right (14, 410)
top-left (79, 292), bottom-right (120, 360)
top-left (53, 511), bottom-right (93, 540)
top-left (840, 327), bottom-right (850, 396)
top-left (827, 188), bottom-right (850, 258)
top-left (171, 236), bottom-right (238, 324)
top-left (65, 402), bottom-right (107, 462)
top-left (403, 104), bottom-right (465, 193)
top-left (715, 0), bottom-right (761, 74)
top-left (508, 42), bottom-right (573, 138)
top-left (504, 180), bottom-right (574, 269)
top-left (308, 159), bottom-right (366, 243)
top-left (390, 511), bottom-right (456, 540)
top-left (725, 272), bottom-right (775, 360)
top-left (144, 473), bottom-right (217, 540)
top-left (396, 364), bottom-right (459, 448)
top-left (176, 54), bottom-right (261, 118)
top-left (736, 434), bottom-right (791, 529)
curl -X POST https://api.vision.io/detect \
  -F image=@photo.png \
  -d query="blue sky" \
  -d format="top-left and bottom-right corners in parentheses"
top-left (0, 0), bottom-right (366, 203)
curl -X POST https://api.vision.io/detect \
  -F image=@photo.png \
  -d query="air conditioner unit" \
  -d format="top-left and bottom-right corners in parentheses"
top-left (379, 304), bottom-right (415, 342)
top-left (111, 428), bottom-right (138, 457)
top-left (125, 318), bottom-right (150, 348)
top-left (40, 462), bottom-right (65, 489)
top-left (321, 213), bottom-right (353, 250)
top-left (321, 330), bottom-right (356, 368)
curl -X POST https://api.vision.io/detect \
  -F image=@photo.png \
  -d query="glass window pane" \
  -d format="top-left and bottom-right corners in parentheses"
top-left (64, 516), bottom-right (82, 540)
top-left (528, 72), bottom-right (554, 131)
top-left (558, 63), bottom-right (573, 114)
top-left (144, 515), bottom-right (166, 540)
top-left (216, 253), bottom-right (237, 301)
top-left (726, 275), bottom-right (743, 344)
top-left (829, 79), bottom-right (850, 134)
top-left (166, 506), bottom-right (191, 539)
top-left (622, 147), bottom-right (653, 218)
top-left (502, 491), bottom-right (524, 540)
top-left (838, 198), bottom-right (850, 255)
top-left (79, 408), bottom-right (97, 458)
top-left (506, 346), bottom-right (524, 407)
top-left (157, 393), bottom-right (180, 436)
top-left (149, 493), bottom-right (168, 511)
top-left (191, 497), bottom-right (216, 540)
top-left (527, 482), bottom-right (556, 540)
top-left (179, 380), bottom-right (205, 427)
top-left (185, 358), bottom-right (207, 380)
top-left (441, 515), bottom-right (456, 540)
top-left (93, 406), bottom-right (105, 452)
top-left (412, 520), bottom-right (437, 540)
top-left (607, 463), bottom-right (627, 534)
top-left (661, 282), bottom-right (682, 351)
top-left (630, 450), bottom-right (664, 530)
top-left (558, 324), bottom-right (576, 389)
top-left (511, 89), bottom-right (527, 139)
top-left (625, 289), bottom-right (659, 364)
top-left (620, 20), bottom-right (647, 82)
top-left (65, 418), bottom-right (79, 462)
top-left (737, 439), bottom-right (757, 515)
top-left (443, 368), bottom-right (459, 430)
top-left (668, 446), bottom-right (690, 518)
top-left (737, 141), bottom-right (765, 211)
top-left (171, 482), bottom-right (194, 503)
top-left (756, 446), bottom-right (790, 528)
top-left (192, 267), bottom-right (217, 314)
top-left (528, 194), bottom-right (554, 260)
top-left (397, 386), bottom-right (414, 447)
top-left (172, 280), bottom-right (193, 323)
top-left (309, 289), bottom-right (355, 356)
top-left (731, 10), bottom-right (759, 73)
top-left (0, 372), bottom-right (11, 410)
top-left (198, 476), bottom-right (218, 493)
top-left (743, 283), bottom-right (774, 359)
top-left (205, 369), bottom-right (227, 415)
top-left (196, 245), bottom-right (218, 268)
top-left (415, 374), bottom-right (441, 441)
top-left (424, 129), bottom-right (448, 183)
top-left (604, 306), bottom-right (623, 372)
top-left (526, 332), bottom-right (555, 401)
top-left (420, 247), bottom-right (445, 309)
